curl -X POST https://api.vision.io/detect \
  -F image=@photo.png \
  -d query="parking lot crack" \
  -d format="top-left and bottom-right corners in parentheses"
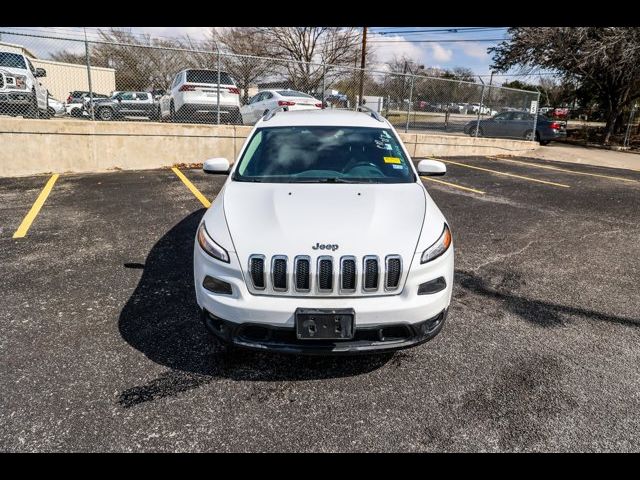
top-left (473, 240), bottom-right (535, 272)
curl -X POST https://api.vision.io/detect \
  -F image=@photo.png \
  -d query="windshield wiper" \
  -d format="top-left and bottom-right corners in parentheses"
top-left (316, 178), bottom-right (358, 183)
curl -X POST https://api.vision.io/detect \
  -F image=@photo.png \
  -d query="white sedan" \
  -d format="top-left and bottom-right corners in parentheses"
top-left (240, 89), bottom-right (323, 125)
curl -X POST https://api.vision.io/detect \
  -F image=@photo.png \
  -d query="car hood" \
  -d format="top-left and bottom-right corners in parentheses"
top-left (221, 181), bottom-right (426, 263)
top-left (0, 66), bottom-right (28, 76)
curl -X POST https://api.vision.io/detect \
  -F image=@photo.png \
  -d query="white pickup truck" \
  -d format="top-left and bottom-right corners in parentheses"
top-left (0, 50), bottom-right (49, 119)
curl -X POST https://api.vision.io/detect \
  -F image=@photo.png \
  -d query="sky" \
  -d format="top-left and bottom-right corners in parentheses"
top-left (0, 26), bottom-right (534, 84)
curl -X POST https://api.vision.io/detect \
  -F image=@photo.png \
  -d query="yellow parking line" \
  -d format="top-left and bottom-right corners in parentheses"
top-left (13, 174), bottom-right (60, 239)
top-left (171, 167), bottom-right (211, 208)
top-left (439, 159), bottom-right (571, 188)
top-left (487, 156), bottom-right (638, 183)
top-left (421, 176), bottom-right (485, 195)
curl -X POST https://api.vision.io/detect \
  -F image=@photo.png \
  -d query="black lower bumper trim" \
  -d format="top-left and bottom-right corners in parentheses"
top-left (201, 308), bottom-right (447, 355)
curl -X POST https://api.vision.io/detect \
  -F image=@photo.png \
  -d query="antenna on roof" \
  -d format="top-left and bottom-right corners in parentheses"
top-left (356, 105), bottom-right (384, 122)
top-left (262, 105), bottom-right (289, 121)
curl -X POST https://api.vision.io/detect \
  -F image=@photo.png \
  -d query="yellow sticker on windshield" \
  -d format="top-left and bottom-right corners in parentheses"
top-left (384, 156), bottom-right (402, 164)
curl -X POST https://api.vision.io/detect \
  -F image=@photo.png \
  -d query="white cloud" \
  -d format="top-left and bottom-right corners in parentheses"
top-left (461, 42), bottom-right (489, 59)
top-left (430, 43), bottom-right (453, 62)
top-left (367, 33), bottom-right (426, 66)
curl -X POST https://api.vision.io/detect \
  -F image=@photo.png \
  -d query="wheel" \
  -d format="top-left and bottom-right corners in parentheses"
top-left (26, 90), bottom-right (40, 119)
top-left (71, 107), bottom-right (82, 118)
top-left (230, 110), bottom-right (243, 125)
top-left (151, 106), bottom-right (161, 122)
top-left (97, 107), bottom-right (114, 121)
top-left (539, 139), bottom-right (550, 146)
top-left (41, 93), bottom-right (50, 119)
top-left (47, 107), bottom-right (56, 118)
top-left (169, 101), bottom-right (176, 123)
top-left (524, 130), bottom-right (535, 141)
top-left (470, 126), bottom-right (483, 137)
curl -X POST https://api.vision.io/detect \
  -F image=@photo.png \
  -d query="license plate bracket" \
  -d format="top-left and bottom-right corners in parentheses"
top-left (295, 308), bottom-right (355, 340)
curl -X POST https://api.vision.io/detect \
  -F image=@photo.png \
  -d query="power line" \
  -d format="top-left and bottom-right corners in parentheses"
top-left (375, 27), bottom-right (508, 35)
top-left (479, 72), bottom-right (559, 77)
top-left (368, 38), bottom-right (507, 44)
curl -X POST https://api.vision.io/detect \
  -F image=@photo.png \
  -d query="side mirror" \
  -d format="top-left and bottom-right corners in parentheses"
top-left (34, 68), bottom-right (46, 78)
top-left (417, 159), bottom-right (446, 177)
top-left (203, 157), bottom-right (230, 174)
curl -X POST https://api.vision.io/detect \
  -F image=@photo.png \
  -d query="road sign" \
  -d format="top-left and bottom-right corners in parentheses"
top-left (530, 100), bottom-right (538, 114)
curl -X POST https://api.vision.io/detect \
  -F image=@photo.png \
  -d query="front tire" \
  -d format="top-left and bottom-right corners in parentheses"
top-left (26, 90), bottom-right (40, 119)
top-left (470, 126), bottom-right (484, 137)
top-left (169, 101), bottom-right (177, 123)
top-left (97, 107), bottom-right (114, 121)
top-left (230, 110), bottom-right (243, 125)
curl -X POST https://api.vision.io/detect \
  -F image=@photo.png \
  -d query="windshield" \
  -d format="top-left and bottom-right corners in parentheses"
top-left (233, 126), bottom-right (415, 184)
top-left (0, 52), bottom-right (26, 69)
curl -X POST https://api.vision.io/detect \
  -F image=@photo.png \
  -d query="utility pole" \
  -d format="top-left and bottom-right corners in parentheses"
top-left (84, 27), bottom-right (95, 121)
top-left (358, 27), bottom-right (367, 106)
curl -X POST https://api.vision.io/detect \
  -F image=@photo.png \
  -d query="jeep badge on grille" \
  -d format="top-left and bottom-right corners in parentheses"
top-left (312, 243), bottom-right (339, 251)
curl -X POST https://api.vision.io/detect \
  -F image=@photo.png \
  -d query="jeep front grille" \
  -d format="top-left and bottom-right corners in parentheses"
top-left (363, 256), bottom-right (380, 291)
top-left (340, 257), bottom-right (357, 292)
top-left (271, 256), bottom-right (287, 291)
top-left (245, 254), bottom-right (403, 296)
top-left (385, 255), bottom-right (402, 290)
top-left (294, 256), bottom-right (310, 292)
top-left (318, 257), bottom-right (333, 292)
top-left (249, 255), bottom-right (265, 289)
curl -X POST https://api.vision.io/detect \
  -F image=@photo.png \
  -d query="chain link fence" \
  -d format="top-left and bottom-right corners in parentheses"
top-left (0, 30), bottom-right (541, 141)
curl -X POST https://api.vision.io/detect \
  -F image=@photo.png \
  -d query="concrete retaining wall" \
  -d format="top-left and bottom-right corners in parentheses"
top-left (399, 132), bottom-right (539, 158)
top-left (0, 118), bottom-right (537, 177)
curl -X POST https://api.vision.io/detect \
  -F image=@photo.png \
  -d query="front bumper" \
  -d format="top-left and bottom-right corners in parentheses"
top-left (0, 90), bottom-right (33, 108)
top-left (202, 308), bottom-right (447, 355)
top-left (194, 243), bottom-right (454, 328)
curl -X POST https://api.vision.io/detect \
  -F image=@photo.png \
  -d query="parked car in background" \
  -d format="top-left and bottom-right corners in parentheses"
top-left (47, 94), bottom-right (65, 117)
top-left (159, 69), bottom-right (241, 124)
top-left (240, 89), bottom-right (322, 125)
top-left (325, 93), bottom-right (349, 109)
top-left (0, 50), bottom-right (49, 118)
top-left (87, 91), bottom-right (159, 121)
top-left (66, 91), bottom-right (108, 117)
top-left (464, 111), bottom-right (567, 145)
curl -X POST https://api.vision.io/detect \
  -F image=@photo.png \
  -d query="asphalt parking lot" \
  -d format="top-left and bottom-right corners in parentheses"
top-left (1, 155), bottom-right (639, 452)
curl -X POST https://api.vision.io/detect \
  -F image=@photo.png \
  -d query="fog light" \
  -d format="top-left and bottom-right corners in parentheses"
top-left (418, 277), bottom-right (446, 295)
top-left (203, 276), bottom-right (232, 295)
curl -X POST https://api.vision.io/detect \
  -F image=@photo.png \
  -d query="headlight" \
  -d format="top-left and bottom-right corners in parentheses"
top-left (421, 224), bottom-right (452, 263)
top-left (197, 222), bottom-right (229, 263)
top-left (7, 74), bottom-right (27, 90)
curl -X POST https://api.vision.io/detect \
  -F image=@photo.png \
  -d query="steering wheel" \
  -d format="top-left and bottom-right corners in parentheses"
top-left (342, 160), bottom-right (384, 175)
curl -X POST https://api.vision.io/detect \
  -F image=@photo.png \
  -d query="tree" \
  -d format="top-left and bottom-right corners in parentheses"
top-left (501, 80), bottom-right (537, 92)
top-left (260, 27), bottom-right (363, 93)
top-left (490, 27), bottom-right (640, 144)
top-left (209, 27), bottom-right (274, 104)
top-left (441, 67), bottom-right (476, 83)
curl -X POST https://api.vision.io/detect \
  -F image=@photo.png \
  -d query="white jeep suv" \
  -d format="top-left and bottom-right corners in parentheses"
top-left (159, 69), bottom-right (241, 124)
top-left (194, 109), bottom-right (454, 354)
top-left (0, 51), bottom-right (49, 118)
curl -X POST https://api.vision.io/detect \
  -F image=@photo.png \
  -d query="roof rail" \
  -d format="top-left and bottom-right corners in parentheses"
top-left (262, 105), bottom-right (289, 121)
top-left (356, 105), bottom-right (385, 122)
